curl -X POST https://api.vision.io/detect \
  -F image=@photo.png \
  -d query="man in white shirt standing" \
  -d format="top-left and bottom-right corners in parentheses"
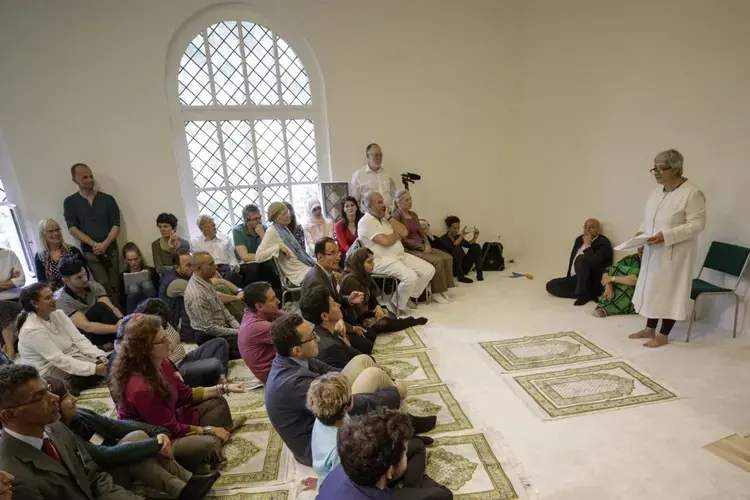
top-left (350, 143), bottom-right (397, 213)
top-left (357, 192), bottom-right (435, 315)
top-left (192, 215), bottom-right (243, 287)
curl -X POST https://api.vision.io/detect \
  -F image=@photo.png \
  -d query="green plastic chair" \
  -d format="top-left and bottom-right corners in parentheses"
top-left (686, 241), bottom-right (750, 342)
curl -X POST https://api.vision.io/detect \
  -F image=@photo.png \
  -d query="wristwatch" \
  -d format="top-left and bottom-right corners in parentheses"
top-left (203, 426), bottom-right (213, 434)
top-left (610, 277), bottom-right (616, 284)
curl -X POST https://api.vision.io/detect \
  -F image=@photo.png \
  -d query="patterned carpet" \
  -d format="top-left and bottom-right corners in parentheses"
top-left (75, 326), bottom-right (524, 499)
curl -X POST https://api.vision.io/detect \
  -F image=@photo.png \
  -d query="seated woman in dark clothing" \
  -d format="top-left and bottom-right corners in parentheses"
top-left (284, 201), bottom-right (307, 250)
top-left (318, 407), bottom-right (452, 499)
top-left (440, 215), bottom-right (483, 283)
top-left (34, 218), bottom-right (89, 292)
top-left (47, 376), bottom-right (219, 499)
top-left (152, 213), bottom-right (192, 276)
top-left (111, 314), bottom-right (246, 474)
top-left (119, 242), bottom-right (160, 314)
top-left (339, 248), bottom-right (427, 333)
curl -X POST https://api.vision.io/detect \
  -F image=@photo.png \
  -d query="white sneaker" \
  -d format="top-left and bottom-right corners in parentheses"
top-left (445, 289), bottom-right (457, 299)
top-left (433, 294), bottom-right (450, 304)
top-left (439, 292), bottom-right (453, 302)
top-left (407, 299), bottom-right (419, 309)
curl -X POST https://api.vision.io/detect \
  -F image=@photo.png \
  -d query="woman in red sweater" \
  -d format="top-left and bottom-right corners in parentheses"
top-left (111, 314), bottom-right (245, 474)
top-left (334, 196), bottom-right (363, 257)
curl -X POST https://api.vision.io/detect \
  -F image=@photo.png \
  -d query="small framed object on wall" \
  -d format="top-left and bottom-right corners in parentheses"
top-left (321, 182), bottom-right (349, 221)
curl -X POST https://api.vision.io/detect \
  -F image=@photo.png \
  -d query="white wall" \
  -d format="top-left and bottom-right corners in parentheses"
top-left (515, 0), bottom-right (750, 333)
top-left (1, 0), bottom-right (748, 331)
top-left (0, 0), bottom-right (521, 259)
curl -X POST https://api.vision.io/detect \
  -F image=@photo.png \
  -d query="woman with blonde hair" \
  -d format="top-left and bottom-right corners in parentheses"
top-left (111, 314), bottom-right (245, 473)
top-left (254, 201), bottom-right (315, 286)
top-left (34, 218), bottom-right (88, 291)
top-left (391, 189), bottom-right (455, 304)
top-left (303, 199), bottom-right (335, 255)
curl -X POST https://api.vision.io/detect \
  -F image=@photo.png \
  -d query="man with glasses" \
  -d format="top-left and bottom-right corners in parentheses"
top-left (350, 143), bottom-right (397, 213)
top-left (265, 314), bottom-right (420, 468)
top-left (301, 237), bottom-right (376, 354)
top-left (0, 364), bottom-right (140, 499)
top-left (232, 204), bottom-right (280, 289)
top-left (546, 218), bottom-right (614, 306)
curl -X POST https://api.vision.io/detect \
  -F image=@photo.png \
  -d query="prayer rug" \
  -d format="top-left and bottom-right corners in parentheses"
top-left (480, 331), bottom-right (611, 372)
top-left (228, 359), bottom-right (263, 386)
top-left (225, 386), bottom-right (268, 420)
top-left (372, 327), bottom-right (426, 355)
top-left (423, 433), bottom-right (518, 499)
top-left (214, 421), bottom-right (288, 491)
top-left (512, 361), bottom-right (678, 419)
top-left (208, 491), bottom-right (289, 499)
top-left (76, 392), bottom-right (116, 417)
top-left (375, 351), bottom-right (441, 387)
top-left (403, 384), bottom-right (472, 434)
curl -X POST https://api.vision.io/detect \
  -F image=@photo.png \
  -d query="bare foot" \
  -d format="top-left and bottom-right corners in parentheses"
top-left (643, 333), bottom-right (668, 348)
top-left (628, 328), bottom-right (655, 339)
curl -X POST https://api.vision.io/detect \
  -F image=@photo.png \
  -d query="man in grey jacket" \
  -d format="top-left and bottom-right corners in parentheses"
top-left (0, 364), bottom-right (141, 499)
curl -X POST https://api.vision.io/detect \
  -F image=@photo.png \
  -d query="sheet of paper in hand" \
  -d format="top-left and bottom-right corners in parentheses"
top-left (614, 235), bottom-right (651, 251)
top-left (123, 269), bottom-right (149, 288)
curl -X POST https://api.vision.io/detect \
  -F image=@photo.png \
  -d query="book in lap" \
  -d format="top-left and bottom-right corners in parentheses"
top-left (123, 269), bottom-right (149, 288)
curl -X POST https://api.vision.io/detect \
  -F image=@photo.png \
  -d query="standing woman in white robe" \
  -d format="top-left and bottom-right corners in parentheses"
top-left (629, 149), bottom-right (706, 348)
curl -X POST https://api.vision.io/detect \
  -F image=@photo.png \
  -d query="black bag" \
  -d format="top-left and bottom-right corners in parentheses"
top-left (481, 242), bottom-right (505, 271)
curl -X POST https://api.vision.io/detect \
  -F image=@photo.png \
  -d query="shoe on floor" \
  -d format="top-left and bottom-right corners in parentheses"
top-left (433, 294), bottom-right (450, 304)
top-left (231, 416), bottom-right (248, 431)
top-left (476, 274), bottom-right (484, 281)
top-left (457, 276), bottom-right (474, 284)
top-left (178, 471), bottom-right (221, 500)
top-left (407, 299), bottom-right (419, 309)
top-left (409, 414), bottom-right (437, 434)
top-left (417, 435), bottom-right (434, 446)
top-left (573, 297), bottom-right (590, 306)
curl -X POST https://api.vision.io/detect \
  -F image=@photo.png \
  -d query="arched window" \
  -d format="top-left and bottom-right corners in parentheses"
top-left (171, 17), bottom-right (326, 234)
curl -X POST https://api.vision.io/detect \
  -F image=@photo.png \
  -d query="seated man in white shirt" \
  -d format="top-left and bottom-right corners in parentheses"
top-left (350, 143), bottom-right (397, 214)
top-left (192, 215), bottom-right (243, 287)
top-left (357, 192), bottom-right (435, 316)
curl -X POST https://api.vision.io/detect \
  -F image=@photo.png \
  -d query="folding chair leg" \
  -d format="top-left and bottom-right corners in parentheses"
top-left (686, 297), bottom-right (698, 343)
top-left (733, 294), bottom-right (740, 338)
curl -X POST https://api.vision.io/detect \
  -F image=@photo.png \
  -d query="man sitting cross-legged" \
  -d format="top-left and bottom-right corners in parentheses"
top-left (238, 282), bottom-right (284, 384)
top-left (265, 314), bottom-right (435, 467)
top-left (53, 256), bottom-right (122, 351)
top-left (184, 252), bottom-right (241, 359)
top-left (300, 285), bottom-right (378, 371)
top-left (0, 364), bottom-right (141, 499)
top-left (546, 218), bottom-right (614, 306)
top-left (301, 236), bottom-right (376, 354)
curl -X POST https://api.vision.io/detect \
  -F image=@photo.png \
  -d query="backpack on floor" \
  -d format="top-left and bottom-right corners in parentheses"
top-left (481, 242), bottom-right (505, 271)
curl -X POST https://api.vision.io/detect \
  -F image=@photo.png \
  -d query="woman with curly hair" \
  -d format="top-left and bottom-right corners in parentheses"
top-left (317, 407), bottom-right (452, 499)
top-left (339, 248), bottom-right (427, 333)
top-left (47, 376), bottom-right (220, 499)
top-left (110, 314), bottom-right (246, 473)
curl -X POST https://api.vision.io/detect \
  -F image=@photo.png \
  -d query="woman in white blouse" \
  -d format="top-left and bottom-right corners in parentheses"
top-left (17, 282), bottom-right (109, 395)
top-left (303, 199), bottom-right (335, 255)
top-left (254, 201), bottom-right (316, 286)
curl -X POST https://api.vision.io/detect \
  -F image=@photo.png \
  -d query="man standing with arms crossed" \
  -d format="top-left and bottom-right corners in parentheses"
top-left (63, 163), bottom-right (122, 307)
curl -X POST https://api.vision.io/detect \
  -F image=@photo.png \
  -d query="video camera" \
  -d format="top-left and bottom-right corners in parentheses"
top-left (401, 172), bottom-right (421, 190)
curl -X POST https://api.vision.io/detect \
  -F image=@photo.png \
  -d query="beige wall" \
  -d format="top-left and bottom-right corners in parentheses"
top-left (0, 0), bottom-right (521, 257)
top-left (1, 0), bottom-right (748, 331)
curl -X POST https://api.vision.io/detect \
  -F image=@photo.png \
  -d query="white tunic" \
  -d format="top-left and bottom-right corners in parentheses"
top-left (632, 180), bottom-right (706, 320)
top-left (254, 225), bottom-right (312, 286)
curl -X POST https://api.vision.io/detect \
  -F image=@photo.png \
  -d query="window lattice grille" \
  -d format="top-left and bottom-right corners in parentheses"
top-left (178, 21), bottom-right (317, 233)
top-left (0, 179), bottom-right (6, 204)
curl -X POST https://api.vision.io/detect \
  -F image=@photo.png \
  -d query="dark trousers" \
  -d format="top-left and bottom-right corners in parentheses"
top-left (217, 264), bottom-right (243, 288)
top-left (348, 325), bottom-right (377, 355)
top-left (172, 398), bottom-right (233, 473)
top-left (178, 338), bottom-right (230, 386)
top-left (372, 317), bottom-right (426, 334)
top-left (84, 302), bottom-right (119, 348)
top-left (646, 318), bottom-right (677, 336)
top-left (450, 243), bottom-right (483, 278)
top-left (546, 255), bottom-right (603, 301)
top-left (196, 330), bottom-right (241, 360)
top-left (124, 280), bottom-right (157, 314)
top-left (84, 243), bottom-right (120, 307)
top-left (239, 261), bottom-right (281, 290)
top-left (390, 438), bottom-right (453, 500)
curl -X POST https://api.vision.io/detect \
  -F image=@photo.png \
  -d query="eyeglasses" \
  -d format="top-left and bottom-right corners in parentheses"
top-left (299, 333), bottom-right (320, 345)
top-left (650, 165), bottom-right (672, 174)
top-left (2, 383), bottom-right (53, 409)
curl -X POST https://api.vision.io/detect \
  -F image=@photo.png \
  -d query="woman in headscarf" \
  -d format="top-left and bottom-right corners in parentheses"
top-left (339, 248), bottom-right (427, 333)
top-left (254, 201), bottom-right (316, 286)
top-left (303, 199), bottom-right (335, 255)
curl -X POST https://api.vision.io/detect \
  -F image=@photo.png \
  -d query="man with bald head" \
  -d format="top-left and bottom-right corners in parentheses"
top-left (184, 251), bottom-right (242, 358)
top-left (546, 218), bottom-right (613, 306)
top-left (358, 191), bottom-right (435, 315)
